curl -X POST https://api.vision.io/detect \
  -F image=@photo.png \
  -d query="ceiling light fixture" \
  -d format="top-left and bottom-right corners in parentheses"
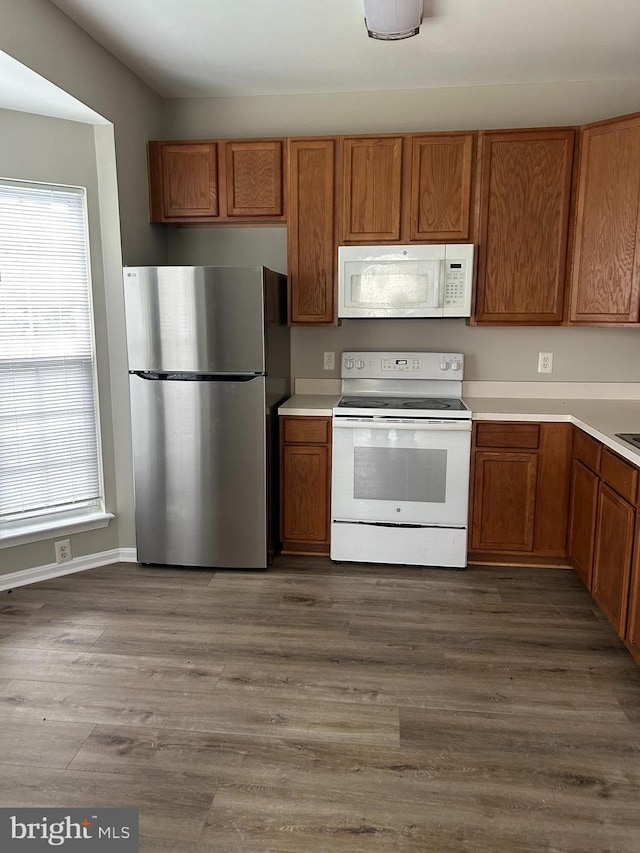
top-left (363, 0), bottom-right (424, 41)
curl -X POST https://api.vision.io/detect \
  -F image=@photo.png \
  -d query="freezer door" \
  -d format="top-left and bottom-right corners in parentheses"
top-left (130, 373), bottom-right (268, 568)
top-left (124, 266), bottom-right (266, 373)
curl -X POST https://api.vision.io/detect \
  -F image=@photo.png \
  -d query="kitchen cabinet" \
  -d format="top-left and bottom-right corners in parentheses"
top-left (148, 142), bottom-right (219, 220)
top-left (407, 133), bottom-right (475, 241)
top-left (569, 113), bottom-right (640, 324)
top-left (626, 531), bottom-right (640, 663)
top-left (567, 430), bottom-right (602, 588)
top-left (339, 132), bottom-right (475, 245)
top-left (287, 138), bottom-right (337, 325)
top-left (469, 422), bottom-right (572, 562)
top-left (147, 138), bottom-right (286, 223)
top-left (567, 430), bottom-right (639, 640)
top-left (474, 128), bottom-right (575, 325)
top-left (592, 483), bottom-right (635, 636)
top-left (280, 416), bottom-right (331, 554)
top-left (340, 135), bottom-right (404, 242)
top-left (591, 449), bottom-right (638, 635)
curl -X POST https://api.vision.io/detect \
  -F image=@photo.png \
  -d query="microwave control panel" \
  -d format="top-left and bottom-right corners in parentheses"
top-left (443, 261), bottom-right (468, 308)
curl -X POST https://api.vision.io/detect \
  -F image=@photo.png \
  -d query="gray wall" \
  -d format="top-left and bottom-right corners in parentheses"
top-left (163, 79), bottom-right (640, 385)
top-left (0, 0), bottom-right (165, 574)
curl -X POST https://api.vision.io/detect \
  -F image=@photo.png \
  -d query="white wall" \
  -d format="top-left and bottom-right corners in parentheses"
top-left (162, 79), bottom-right (640, 138)
top-left (0, 0), bottom-right (166, 574)
top-left (163, 79), bottom-right (640, 385)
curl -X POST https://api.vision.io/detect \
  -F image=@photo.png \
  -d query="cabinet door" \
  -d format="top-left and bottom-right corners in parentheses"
top-left (149, 142), bottom-right (219, 221)
top-left (567, 458), bottom-right (600, 588)
top-left (471, 451), bottom-right (538, 551)
top-left (224, 140), bottom-right (284, 219)
top-left (626, 533), bottom-right (640, 662)
top-left (341, 136), bottom-right (403, 242)
top-left (281, 444), bottom-right (330, 547)
top-left (288, 138), bottom-right (337, 325)
top-left (407, 134), bottom-right (474, 241)
top-left (569, 115), bottom-right (640, 324)
top-left (592, 483), bottom-right (635, 637)
top-left (474, 129), bottom-right (574, 324)
top-left (533, 423), bottom-right (573, 556)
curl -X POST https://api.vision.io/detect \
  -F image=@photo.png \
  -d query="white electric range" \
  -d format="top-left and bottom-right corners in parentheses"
top-left (331, 351), bottom-right (472, 568)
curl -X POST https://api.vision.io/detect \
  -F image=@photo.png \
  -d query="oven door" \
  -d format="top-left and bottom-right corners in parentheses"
top-left (332, 417), bottom-right (471, 526)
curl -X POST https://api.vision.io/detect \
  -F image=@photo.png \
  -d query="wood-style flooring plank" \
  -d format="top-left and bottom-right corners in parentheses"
top-left (0, 648), bottom-right (224, 693)
top-left (0, 719), bottom-right (94, 768)
top-left (0, 680), bottom-right (399, 747)
top-left (0, 764), bottom-right (216, 843)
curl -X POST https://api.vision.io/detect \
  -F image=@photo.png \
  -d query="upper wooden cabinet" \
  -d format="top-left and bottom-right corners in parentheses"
top-left (287, 138), bottom-right (337, 325)
top-left (148, 138), bottom-right (286, 223)
top-left (407, 134), bottom-right (474, 241)
top-left (474, 129), bottom-right (575, 325)
top-left (339, 132), bottom-right (475, 244)
top-left (224, 140), bottom-right (284, 218)
top-left (340, 136), bottom-right (404, 242)
top-left (149, 142), bottom-right (219, 220)
top-left (569, 113), bottom-right (640, 324)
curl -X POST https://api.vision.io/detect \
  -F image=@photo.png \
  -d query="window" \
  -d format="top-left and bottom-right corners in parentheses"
top-left (0, 179), bottom-right (104, 537)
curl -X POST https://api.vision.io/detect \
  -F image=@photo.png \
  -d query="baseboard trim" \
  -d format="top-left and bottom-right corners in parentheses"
top-left (0, 547), bottom-right (138, 592)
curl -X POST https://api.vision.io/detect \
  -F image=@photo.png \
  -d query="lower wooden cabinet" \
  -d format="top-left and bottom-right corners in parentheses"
top-left (469, 421), bottom-right (572, 563)
top-left (626, 541), bottom-right (640, 662)
top-left (279, 416), bottom-right (331, 554)
top-left (471, 451), bottom-right (538, 551)
top-left (592, 484), bottom-right (635, 636)
top-left (567, 458), bottom-right (600, 588)
top-left (567, 429), bottom-right (640, 654)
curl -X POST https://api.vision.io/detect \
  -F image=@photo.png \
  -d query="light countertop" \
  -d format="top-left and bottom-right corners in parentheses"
top-left (278, 395), bottom-right (340, 417)
top-left (279, 393), bottom-right (640, 467)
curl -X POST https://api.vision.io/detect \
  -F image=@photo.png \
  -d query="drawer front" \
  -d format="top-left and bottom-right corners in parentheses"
top-left (601, 449), bottom-right (638, 504)
top-left (282, 416), bottom-right (330, 445)
top-left (573, 429), bottom-right (601, 472)
top-left (475, 422), bottom-right (540, 450)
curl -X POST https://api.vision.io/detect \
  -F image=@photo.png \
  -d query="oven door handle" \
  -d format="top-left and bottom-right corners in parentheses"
top-left (333, 418), bottom-right (471, 431)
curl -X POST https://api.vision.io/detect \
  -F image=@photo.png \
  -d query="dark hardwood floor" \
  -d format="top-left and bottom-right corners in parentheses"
top-left (1, 556), bottom-right (640, 851)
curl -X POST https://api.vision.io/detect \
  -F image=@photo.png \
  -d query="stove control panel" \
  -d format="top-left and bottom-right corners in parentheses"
top-left (341, 352), bottom-right (464, 380)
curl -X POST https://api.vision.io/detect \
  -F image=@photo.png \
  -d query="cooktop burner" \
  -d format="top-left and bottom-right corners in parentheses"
top-left (337, 396), bottom-right (468, 411)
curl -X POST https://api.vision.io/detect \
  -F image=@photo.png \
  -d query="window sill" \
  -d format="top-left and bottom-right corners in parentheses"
top-left (0, 510), bottom-right (115, 548)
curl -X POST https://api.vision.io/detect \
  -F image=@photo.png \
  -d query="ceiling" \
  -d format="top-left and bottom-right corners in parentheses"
top-left (47, 0), bottom-right (640, 100)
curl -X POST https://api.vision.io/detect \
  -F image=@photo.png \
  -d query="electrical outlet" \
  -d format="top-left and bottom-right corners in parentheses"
top-left (55, 539), bottom-right (72, 564)
top-left (323, 351), bottom-right (335, 371)
top-left (538, 352), bottom-right (553, 374)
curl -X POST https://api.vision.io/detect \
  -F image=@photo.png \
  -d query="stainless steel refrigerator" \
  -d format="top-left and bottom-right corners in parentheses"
top-left (123, 266), bottom-right (289, 569)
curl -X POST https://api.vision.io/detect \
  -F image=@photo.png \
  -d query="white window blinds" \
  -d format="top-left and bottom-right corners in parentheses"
top-left (0, 180), bottom-right (103, 524)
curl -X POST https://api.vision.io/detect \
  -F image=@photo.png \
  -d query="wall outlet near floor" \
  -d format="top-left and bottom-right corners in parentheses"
top-left (55, 539), bottom-right (72, 564)
top-left (323, 351), bottom-right (335, 371)
top-left (538, 352), bottom-right (553, 374)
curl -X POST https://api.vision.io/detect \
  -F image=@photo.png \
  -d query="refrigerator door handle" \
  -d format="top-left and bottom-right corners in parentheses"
top-left (129, 370), bottom-right (263, 381)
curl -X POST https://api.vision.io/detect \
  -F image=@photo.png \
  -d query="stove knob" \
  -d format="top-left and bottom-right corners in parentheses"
top-left (355, 359), bottom-right (365, 370)
top-left (439, 361), bottom-right (449, 371)
top-left (344, 358), bottom-right (355, 370)
top-left (450, 360), bottom-right (461, 371)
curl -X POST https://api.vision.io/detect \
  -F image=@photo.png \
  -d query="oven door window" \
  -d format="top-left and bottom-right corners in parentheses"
top-left (354, 446), bottom-right (447, 503)
top-left (332, 423), bottom-right (471, 526)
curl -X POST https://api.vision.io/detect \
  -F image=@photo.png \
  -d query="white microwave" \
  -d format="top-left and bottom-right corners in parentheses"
top-left (338, 244), bottom-right (474, 319)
